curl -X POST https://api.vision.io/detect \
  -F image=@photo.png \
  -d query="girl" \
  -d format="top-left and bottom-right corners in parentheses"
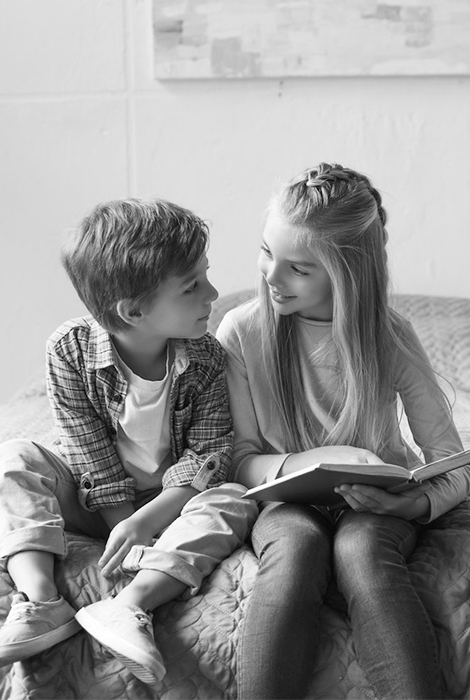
top-left (216, 163), bottom-right (470, 700)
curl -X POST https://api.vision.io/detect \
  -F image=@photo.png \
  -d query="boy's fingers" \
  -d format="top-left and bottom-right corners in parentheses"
top-left (100, 544), bottom-right (129, 577)
top-left (99, 535), bottom-right (125, 568)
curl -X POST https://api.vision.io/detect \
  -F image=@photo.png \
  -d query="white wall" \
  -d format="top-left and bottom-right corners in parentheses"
top-left (1, 0), bottom-right (469, 402)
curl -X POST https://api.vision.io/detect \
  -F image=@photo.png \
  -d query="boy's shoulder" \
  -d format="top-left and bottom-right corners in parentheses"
top-left (47, 315), bottom-right (111, 364)
top-left (181, 333), bottom-right (226, 371)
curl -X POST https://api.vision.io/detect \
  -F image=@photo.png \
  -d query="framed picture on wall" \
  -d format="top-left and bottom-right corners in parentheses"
top-left (153, 0), bottom-right (470, 79)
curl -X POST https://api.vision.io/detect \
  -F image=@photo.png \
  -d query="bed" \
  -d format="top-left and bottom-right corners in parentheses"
top-left (0, 291), bottom-right (469, 700)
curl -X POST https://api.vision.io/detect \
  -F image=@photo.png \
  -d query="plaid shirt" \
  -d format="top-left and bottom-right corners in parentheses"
top-left (46, 316), bottom-right (233, 511)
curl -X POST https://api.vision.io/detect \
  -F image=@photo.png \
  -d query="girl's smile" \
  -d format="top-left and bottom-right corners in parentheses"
top-left (259, 210), bottom-right (333, 322)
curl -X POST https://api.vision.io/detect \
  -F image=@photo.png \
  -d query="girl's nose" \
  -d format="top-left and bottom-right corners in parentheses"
top-left (265, 263), bottom-right (282, 288)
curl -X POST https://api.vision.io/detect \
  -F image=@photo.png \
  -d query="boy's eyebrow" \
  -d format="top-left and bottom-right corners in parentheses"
top-left (177, 257), bottom-right (208, 284)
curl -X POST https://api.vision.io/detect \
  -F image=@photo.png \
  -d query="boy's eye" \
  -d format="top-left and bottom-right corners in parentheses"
top-left (184, 280), bottom-right (199, 293)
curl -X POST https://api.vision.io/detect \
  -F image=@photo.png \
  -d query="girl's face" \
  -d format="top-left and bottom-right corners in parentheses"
top-left (259, 210), bottom-right (333, 322)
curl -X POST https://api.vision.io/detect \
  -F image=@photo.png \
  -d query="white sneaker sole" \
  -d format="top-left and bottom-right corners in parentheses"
top-left (0, 618), bottom-right (81, 666)
top-left (75, 607), bottom-right (165, 685)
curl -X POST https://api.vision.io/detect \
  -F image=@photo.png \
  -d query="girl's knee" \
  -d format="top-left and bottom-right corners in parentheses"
top-left (335, 517), bottom-right (375, 562)
top-left (253, 504), bottom-right (331, 563)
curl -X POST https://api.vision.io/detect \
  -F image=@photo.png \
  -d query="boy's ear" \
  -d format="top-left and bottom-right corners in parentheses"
top-left (115, 299), bottom-right (144, 327)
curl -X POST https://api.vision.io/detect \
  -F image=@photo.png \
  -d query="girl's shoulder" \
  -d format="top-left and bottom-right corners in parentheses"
top-left (389, 307), bottom-right (422, 346)
top-left (216, 297), bottom-right (261, 349)
top-left (217, 297), bottom-right (260, 331)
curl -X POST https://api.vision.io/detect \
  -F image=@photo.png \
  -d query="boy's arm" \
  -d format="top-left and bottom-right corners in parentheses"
top-left (161, 339), bottom-right (233, 492)
top-left (46, 332), bottom-right (136, 512)
top-left (99, 485), bottom-right (198, 576)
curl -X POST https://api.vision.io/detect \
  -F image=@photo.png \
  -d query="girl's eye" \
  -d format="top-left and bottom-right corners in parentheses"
top-left (261, 245), bottom-right (272, 257)
top-left (292, 266), bottom-right (309, 276)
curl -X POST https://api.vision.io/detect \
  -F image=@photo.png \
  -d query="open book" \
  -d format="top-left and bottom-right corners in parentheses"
top-left (242, 449), bottom-right (470, 507)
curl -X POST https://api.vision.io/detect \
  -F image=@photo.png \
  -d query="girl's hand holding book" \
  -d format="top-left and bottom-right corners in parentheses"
top-left (335, 481), bottom-right (431, 520)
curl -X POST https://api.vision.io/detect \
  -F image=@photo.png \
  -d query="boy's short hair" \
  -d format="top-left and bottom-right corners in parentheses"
top-left (62, 198), bottom-right (209, 332)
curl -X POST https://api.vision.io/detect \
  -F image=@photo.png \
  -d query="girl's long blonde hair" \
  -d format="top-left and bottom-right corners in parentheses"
top-left (259, 163), bottom-right (445, 456)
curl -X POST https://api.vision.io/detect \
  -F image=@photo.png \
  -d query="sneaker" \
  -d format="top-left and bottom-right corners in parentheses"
top-left (0, 592), bottom-right (81, 665)
top-left (75, 598), bottom-right (166, 685)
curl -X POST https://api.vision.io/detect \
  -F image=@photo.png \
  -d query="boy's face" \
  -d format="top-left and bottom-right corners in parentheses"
top-left (140, 255), bottom-right (218, 341)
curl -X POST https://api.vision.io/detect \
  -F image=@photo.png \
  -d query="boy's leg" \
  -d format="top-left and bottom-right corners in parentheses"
top-left (0, 439), bottom-right (108, 562)
top-left (75, 484), bottom-right (258, 684)
top-left (0, 438), bottom-right (107, 665)
top-left (120, 482), bottom-right (258, 596)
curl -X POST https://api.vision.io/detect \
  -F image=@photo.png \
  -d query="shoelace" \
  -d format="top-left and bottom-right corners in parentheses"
top-left (6, 601), bottom-right (36, 623)
top-left (134, 611), bottom-right (153, 633)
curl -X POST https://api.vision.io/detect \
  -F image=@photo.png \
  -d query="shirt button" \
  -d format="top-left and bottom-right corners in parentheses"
top-left (113, 394), bottom-right (121, 402)
top-left (207, 462), bottom-right (215, 470)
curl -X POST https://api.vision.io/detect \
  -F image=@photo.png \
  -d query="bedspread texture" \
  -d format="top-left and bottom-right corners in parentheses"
top-left (0, 292), bottom-right (469, 700)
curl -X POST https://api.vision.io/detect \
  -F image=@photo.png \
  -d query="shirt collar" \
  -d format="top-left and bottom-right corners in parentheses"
top-left (85, 319), bottom-right (198, 376)
top-left (85, 317), bottom-right (116, 371)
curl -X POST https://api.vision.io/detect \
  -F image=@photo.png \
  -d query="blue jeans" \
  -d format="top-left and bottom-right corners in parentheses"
top-left (238, 502), bottom-right (442, 700)
top-left (238, 502), bottom-right (333, 699)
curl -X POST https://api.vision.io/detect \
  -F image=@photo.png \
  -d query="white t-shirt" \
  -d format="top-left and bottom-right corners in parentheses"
top-left (114, 349), bottom-right (173, 491)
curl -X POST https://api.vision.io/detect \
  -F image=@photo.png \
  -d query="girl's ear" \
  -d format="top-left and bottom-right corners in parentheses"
top-left (115, 299), bottom-right (144, 327)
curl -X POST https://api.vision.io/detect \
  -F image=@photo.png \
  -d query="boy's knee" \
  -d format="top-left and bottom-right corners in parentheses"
top-left (0, 438), bottom-right (40, 467)
top-left (0, 439), bottom-right (58, 483)
top-left (181, 483), bottom-right (259, 533)
top-left (186, 483), bottom-right (257, 512)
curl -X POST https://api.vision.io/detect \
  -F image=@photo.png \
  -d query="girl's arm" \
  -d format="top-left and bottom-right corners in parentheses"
top-left (394, 320), bottom-right (469, 521)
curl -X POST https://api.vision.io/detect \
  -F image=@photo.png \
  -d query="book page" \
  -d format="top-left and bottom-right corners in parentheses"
top-left (412, 449), bottom-right (470, 481)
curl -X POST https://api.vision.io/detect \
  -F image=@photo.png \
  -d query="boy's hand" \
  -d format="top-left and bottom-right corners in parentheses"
top-left (334, 482), bottom-right (431, 520)
top-left (98, 485), bottom-right (199, 577)
top-left (99, 512), bottom-right (156, 577)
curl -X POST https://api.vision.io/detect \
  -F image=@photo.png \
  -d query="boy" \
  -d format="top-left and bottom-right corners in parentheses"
top-left (0, 199), bottom-right (258, 685)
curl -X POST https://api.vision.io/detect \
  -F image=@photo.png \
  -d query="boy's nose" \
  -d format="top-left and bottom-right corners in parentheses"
top-left (207, 281), bottom-right (219, 302)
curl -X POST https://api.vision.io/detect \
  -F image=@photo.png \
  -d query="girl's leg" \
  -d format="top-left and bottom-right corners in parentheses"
top-left (238, 502), bottom-right (333, 700)
top-left (334, 510), bottom-right (442, 700)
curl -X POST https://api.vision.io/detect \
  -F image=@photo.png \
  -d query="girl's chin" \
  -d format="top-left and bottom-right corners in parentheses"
top-left (271, 303), bottom-right (295, 316)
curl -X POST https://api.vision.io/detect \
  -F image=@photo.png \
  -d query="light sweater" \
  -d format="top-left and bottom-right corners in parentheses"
top-left (217, 298), bottom-right (468, 523)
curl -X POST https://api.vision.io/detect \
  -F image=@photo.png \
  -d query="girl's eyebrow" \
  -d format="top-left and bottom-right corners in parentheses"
top-left (262, 240), bottom-right (317, 267)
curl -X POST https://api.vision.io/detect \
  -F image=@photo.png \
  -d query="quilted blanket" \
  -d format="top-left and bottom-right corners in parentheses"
top-left (0, 293), bottom-right (470, 700)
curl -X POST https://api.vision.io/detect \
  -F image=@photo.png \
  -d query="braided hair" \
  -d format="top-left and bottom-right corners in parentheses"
top-left (259, 163), bottom-right (437, 456)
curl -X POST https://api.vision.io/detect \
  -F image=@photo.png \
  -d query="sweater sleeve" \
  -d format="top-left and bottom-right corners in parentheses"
top-left (216, 311), bottom-right (289, 488)
top-left (395, 319), bottom-right (469, 522)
